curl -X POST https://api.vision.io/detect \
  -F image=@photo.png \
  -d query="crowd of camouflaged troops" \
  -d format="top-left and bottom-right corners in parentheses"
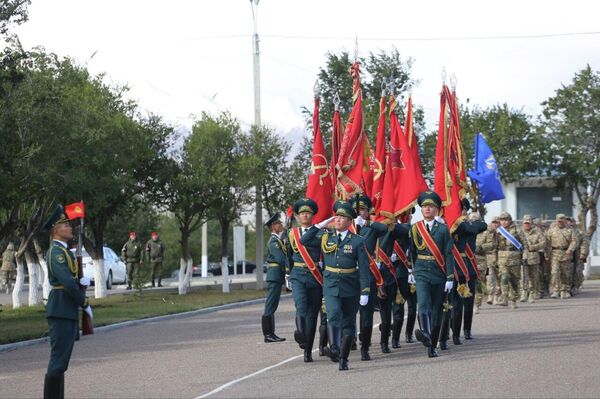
top-left (257, 191), bottom-right (591, 371)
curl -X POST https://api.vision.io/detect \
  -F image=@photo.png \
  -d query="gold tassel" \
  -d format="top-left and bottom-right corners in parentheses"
top-left (457, 283), bottom-right (472, 298)
top-left (395, 290), bottom-right (405, 305)
top-left (409, 284), bottom-right (417, 294)
top-left (321, 297), bottom-right (327, 314)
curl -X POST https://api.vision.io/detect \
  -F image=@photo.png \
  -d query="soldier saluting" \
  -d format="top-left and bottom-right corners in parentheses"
top-left (261, 213), bottom-right (287, 343)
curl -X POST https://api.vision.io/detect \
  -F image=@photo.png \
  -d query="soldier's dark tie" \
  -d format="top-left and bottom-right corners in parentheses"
top-left (337, 233), bottom-right (342, 246)
top-left (426, 224), bottom-right (431, 232)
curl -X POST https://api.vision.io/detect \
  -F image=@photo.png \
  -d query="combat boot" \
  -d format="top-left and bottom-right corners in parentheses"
top-left (318, 324), bottom-right (328, 356)
top-left (44, 373), bottom-right (63, 399)
top-left (498, 295), bottom-right (508, 306)
top-left (550, 291), bottom-right (559, 299)
top-left (326, 325), bottom-right (341, 362)
top-left (405, 313), bottom-right (416, 343)
top-left (151, 279), bottom-right (156, 288)
top-left (439, 314), bottom-right (450, 350)
top-left (157, 278), bottom-right (163, 287)
top-left (429, 324), bottom-right (441, 358)
top-left (359, 327), bottom-right (372, 361)
top-left (391, 319), bottom-right (403, 348)
top-left (528, 292), bottom-right (536, 303)
top-left (463, 311), bottom-right (474, 340)
top-left (380, 322), bottom-right (391, 354)
top-left (452, 312), bottom-right (463, 345)
top-left (415, 313), bottom-right (432, 348)
top-left (339, 335), bottom-right (353, 371)
top-left (519, 291), bottom-right (527, 302)
top-left (294, 316), bottom-right (306, 349)
top-left (486, 294), bottom-right (494, 305)
top-left (511, 301), bottom-right (518, 309)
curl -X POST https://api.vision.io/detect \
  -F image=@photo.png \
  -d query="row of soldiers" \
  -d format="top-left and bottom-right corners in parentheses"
top-left (474, 212), bottom-right (590, 311)
top-left (121, 231), bottom-right (166, 289)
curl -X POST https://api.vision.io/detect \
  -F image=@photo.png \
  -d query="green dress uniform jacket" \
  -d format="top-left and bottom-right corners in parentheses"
top-left (356, 221), bottom-right (389, 284)
top-left (409, 221), bottom-right (455, 284)
top-left (46, 241), bottom-right (86, 320)
top-left (290, 226), bottom-right (324, 287)
top-left (266, 234), bottom-right (287, 284)
top-left (145, 239), bottom-right (165, 262)
top-left (453, 220), bottom-right (488, 279)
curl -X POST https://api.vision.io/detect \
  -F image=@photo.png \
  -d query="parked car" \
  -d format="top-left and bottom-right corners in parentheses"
top-left (70, 246), bottom-right (127, 289)
top-left (208, 260), bottom-right (257, 276)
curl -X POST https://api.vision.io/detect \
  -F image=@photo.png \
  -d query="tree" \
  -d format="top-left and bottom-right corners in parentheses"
top-left (0, 0), bottom-right (30, 36)
top-left (541, 65), bottom-right (600, 238)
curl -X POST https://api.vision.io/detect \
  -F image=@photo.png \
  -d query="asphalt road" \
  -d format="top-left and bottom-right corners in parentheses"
top-left (2, 280), bottom-right (600, 399)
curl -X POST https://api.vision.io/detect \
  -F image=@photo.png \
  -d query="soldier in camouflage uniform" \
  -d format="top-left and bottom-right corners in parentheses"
top-left (545, 214), bottom-right (577, 299)
top-left (471, 213), bottom-right (489, 314)
top-left (145, 232), bottom-right (165, 287)
top-left (567, 217), bottom-right (588, 295)
top-left (575, 230), bottom-right (590, 295)
top-left (122, 231), bottom-right (143, 290)
top-left (483, 217), bottom-right (500, 305)
top-left (1, 242), bottom-right (16, 294)
top-left (535, 218), bottom-right (551, 298)
top-left (496, 212), bottom-right (526, 309)
top-left (520, 215), bottom-right (546, 303)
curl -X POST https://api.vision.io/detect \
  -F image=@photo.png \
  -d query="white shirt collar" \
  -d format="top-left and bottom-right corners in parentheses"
top-left (336, 229), bottom-right (349, 241)
top-left (54, 239), bottom-right (68, 249)
top-left (424, 219), bottom-right (435, 230)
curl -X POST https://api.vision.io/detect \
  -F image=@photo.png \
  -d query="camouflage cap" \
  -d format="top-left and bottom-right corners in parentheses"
top-left (498, 211), bottom-right (512, 221)
top-left (555, 213), bottom-right (566, 220)
top-left (522, 215), bottom-right (533, 224)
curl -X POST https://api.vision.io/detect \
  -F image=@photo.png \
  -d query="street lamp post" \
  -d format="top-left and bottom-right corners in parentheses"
top-left (250, 0), bottom-right (264, 290)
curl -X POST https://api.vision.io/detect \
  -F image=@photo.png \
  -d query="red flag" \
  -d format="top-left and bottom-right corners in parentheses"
top-left (377, 154), bottom-right (395, 222)
top-left (336, 62), bottom-right (366, 200)
top-left (361, 137), bottom-right (375, 199)
top-left (434, 85), bottom-right (467, 233)
top-left (65, 201), bottom-right (85, 220)
top-left (371, 96), bottom-right (387, 214)
top-left (330, 102), bottom-right (342, 197)
top-left (306, 97), bottom-right (334, 224)
top-left (405, 96), bottom-right (429, 192)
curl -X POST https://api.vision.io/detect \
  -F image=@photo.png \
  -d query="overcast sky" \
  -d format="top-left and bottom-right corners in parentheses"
top-left (9, 0), bottom-right (600, 142)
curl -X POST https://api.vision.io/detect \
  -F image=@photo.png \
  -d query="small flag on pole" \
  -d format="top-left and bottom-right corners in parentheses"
top-left (65, 201), bottom-right (85, 219)
top-left (467, 133), bottom-right (505, 203)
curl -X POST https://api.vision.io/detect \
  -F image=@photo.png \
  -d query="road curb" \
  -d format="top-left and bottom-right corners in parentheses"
top-left (0, 294), bottom-right (291, 353)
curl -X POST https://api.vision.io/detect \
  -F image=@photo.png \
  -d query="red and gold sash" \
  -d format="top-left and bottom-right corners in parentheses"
top-left (292, 227), bottom-right (323, 286)
top-left (452, 245), bottom-right (471, 282)
top-left (414, 221), bottom-right (446, 274)
top-left (393, 241), bottom-right (410, 270)
top-left (377, 246), bottom-right (397, 280)
top-left (464, 244), bottom-right (481, 280)
top-left (366, 250), bottom-right (385, 287)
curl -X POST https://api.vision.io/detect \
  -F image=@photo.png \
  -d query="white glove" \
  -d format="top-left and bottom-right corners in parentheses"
top-left (408, 274), bottom-right (416, 284)
top-left (316, 216), bottom-right (335, 229)
top-left (444, 281), bottom-right (454, 293)
top-left (318, 261), bottom-right (323, 268)
top-left (355, 215), bottom-right (366, 227)
top-left (390, 253), bottom-right (398, 262)
top-left (376, 262), bottom-right (382, 270)
top-left (285, 276), bottom-right (292, 290)
top-left (84, 305), bottom-right (93, 319)
top-left (79, 277), bottom-right (91, 287)
top-left (360, 294), bottom-right (369, 306)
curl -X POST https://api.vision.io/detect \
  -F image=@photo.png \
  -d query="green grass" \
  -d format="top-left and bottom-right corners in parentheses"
top-left (0, 288), bottom-right (265, 345)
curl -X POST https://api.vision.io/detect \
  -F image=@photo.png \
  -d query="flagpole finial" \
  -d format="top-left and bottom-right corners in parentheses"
top-left (381, 80), bottom-right (388, 97)
top-left (314, 80), bottom-right (321, 98)
top-left (354, 37), bottom-right (359, 61)
top-left (450, 73), bottom-right (457, 91)
top-left (333, 92), bottom-right (341, 111)
top-left (386, 77), bottom-right (396, 96)
top-left (441, 67), bottom-right (447, 85)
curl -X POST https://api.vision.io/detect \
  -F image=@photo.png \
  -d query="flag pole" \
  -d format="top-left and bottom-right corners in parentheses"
top-left (76, 201), bottom-right (93, 335)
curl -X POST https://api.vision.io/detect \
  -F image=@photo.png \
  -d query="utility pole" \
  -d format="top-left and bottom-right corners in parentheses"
top-left (250, 0), bottom-right (264, 289)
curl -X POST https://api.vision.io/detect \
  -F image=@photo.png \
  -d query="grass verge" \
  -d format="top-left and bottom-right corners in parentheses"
top-left (0, 288), bottom-right (265, 345)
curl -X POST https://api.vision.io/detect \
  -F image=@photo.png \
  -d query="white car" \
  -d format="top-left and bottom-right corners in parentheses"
top-left (70, 247), bottom-right (127, 289)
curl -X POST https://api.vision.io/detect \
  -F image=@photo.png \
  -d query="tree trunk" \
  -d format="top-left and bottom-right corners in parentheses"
top-left (221, 256), bottom-right (230, 293)
top-left (220, 220), bottom-right (231, 293)
top-left (178, 227), bottom-right (192, 295)
top-left (586, 195), bottom-right (598, 240)
top-left (12, 254), bottom-right (24, 308)
top-left (33, 237), bottom-right (51, 304)
top-left (24, 249), bottom-right (41, 306)
top-left (92, 229), bottom-right (108, 299)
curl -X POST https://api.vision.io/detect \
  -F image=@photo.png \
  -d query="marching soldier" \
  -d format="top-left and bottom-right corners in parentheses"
top-left (388, 210), bottom-right (416, 347)
top-left (288, 198), bottom-right (330, 362)
top-left (145, 232), bottom-right (165, 287)
top-left (535, 218), bottom-right (551, 298)
top-left (42, 205), bottom-right (92, 399)
top-left (483, 217), bottom-right (500, 305)
top-left (496, 212), bottom-right (526, 308)
top-left (574, 227), bottom-right (590, 295)
top-left (349, 194), bottom-right (388, 361)
top-left (472, 212), bottom-right (491, 313)
top-left (521, 215), bottom-right (546, 303)
top-left (409, 191), bottom-right (454, 358)
top-left (1, 242), bottom-right (16, 294)
top-left (566, 217), bottom-right (586, 296)
top-left (121, 231), bottom-right (143, 290)
top-left (261, 214), bottom-right (287, 343)
top-left (545, 214), bottom-right (577, 299)
top-left (302, 201), bottom-right (370, 370)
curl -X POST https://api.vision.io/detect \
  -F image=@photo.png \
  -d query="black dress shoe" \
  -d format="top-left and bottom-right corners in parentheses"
top-left (392, 338), bottom-right (400, 349)
top-left (304, 351), bottom-right (313, 362)
top-left (405, 334), bottom-right (415, 343)
top-left (428, 347), bottom-right (439, 358)
top-left (439, 340), bottom-right (448, 350)
top-left (264, 334), bottom-right (285, 343)
top-left (464, 330), bottom-right (473, 340)
top-left (339, 358), bottom-right (349, 370)
top-left (453, 336), bottom-right (462, 345)
top-left (415, 329), bottom-right (431, 347)
top-left (381, 342), bottom-right (391, 354)
top-left (360, 346), bottom-right (371, 361)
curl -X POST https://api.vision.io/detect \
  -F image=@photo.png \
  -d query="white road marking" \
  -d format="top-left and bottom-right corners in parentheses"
top-left (196, 319), bottom-right (401, 398)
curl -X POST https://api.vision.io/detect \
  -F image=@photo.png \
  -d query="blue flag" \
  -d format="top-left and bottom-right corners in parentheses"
top-left (467, 133), bottom-right (505, 203)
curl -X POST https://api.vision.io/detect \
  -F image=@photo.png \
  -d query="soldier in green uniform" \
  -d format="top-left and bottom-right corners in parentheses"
top-left (262, 213), bottom-right (287, 343)
top-left (349, 194), bottom-right (388, 361)
top-left (303, 201), bottom-right (370, 370)
top-left (379, 212), bottom-right (412, 350)
top-left (409, 192), bottom-right (454, 358)
top-left (1, 242), bottom-right (16, 294)
top-left (447, 199), bottom-right (487, 346)
top-left (122, 231), bottom-right (143, 290)
top-left (544, 214), bottom-right (577, 299)
top-left (288, 198), bottom-right (330, 363)
top-left (521, 215), bottom-right (546, 303)
top-left (42, 205), bottom-right (91, 399)
top-left (145, 232), bottom-right (165, 287)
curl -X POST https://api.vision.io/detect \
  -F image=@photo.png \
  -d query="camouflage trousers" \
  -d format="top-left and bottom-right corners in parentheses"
top-left (474, 268), bottom-right (487, 308)
top-left (520, 262), bottom-right (539, 299)
top-left (1, 270), bottom-right (14, 293)
top-left (538, 259), bottom-right (551, 296)
top-left (499, 262), bottom-right (520, 303)
top-left (573, 260), bottom-right (585, 289)
top-left (486, 264), bottom-right (501, 302)
top-left (550, 252), bottom-right (573, 294)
